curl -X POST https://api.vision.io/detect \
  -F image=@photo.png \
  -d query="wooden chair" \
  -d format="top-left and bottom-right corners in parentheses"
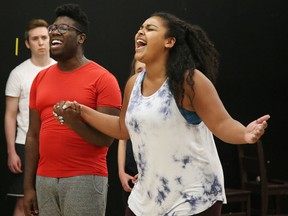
top-left (237, 140), bottom-right (288, 216)
top-left (222, 188), bottom-right (251, 216)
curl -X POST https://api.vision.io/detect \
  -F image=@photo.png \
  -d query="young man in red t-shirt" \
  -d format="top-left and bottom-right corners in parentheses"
top-left (23, 4), bottom-right (122, 216)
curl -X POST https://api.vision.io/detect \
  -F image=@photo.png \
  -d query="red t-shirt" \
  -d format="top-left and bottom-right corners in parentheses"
top-left (30, 62), bottom-right (122, 177)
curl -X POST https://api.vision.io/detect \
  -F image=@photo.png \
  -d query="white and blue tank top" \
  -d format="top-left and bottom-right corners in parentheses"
top-left (125, 71), bottom-right (226, 215)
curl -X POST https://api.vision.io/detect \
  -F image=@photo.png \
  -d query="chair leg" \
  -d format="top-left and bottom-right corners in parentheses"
top-left (275, 196), bottom-right (281, 214)
top-left (247, 195), bottom-right (251, 216)
top-left (261, 195), bottom-right (268, 216)
top-left (240, 196), bottom-right (251, 216)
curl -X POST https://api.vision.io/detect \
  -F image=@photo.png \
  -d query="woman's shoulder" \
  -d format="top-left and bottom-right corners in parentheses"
top-left (187, 69), bottom-right (213, 89)
top-left (125, 71), bottom-right (143, 93)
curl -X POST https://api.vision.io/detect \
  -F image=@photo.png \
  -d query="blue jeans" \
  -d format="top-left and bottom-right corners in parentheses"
top-left (36, 175), bottom-right (108, 216)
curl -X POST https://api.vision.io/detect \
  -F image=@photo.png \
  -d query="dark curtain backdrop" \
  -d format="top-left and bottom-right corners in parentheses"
top-left (0, 0), bottom-right (287, 215)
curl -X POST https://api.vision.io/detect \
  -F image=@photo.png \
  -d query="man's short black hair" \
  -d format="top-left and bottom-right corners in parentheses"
top-left (55, 3), bottom-right (89, 35)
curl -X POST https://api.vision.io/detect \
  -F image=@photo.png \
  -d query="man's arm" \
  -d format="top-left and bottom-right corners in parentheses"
top-left (5, 96), bottom-right (22, 173)
top-left (23, 109), bottom-right (41, 216)
top-left (55, 104), bottom-right (120, 147)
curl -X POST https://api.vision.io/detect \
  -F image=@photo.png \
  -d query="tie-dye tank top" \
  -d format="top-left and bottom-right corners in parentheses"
top-left (125, 71), bottom-right (226, 216)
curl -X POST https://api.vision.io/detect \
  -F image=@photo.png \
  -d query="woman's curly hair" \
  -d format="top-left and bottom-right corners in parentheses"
top-left (151, 12), bottom-right (219, 105)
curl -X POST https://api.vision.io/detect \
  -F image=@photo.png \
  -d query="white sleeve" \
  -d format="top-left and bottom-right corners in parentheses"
top-left (5, 67), bottom-right (22, 97)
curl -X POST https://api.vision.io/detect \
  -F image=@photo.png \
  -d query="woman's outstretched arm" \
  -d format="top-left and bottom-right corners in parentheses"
top-left (54, 74), bottom-right (138, 140)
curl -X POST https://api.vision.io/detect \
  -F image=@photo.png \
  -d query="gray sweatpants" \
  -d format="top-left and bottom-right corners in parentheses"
top-left (36, 175), bottom-right (108, 216)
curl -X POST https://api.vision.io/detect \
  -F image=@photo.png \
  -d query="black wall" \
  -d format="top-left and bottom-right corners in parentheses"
top-left (0, 0), bottom-right (287, 215)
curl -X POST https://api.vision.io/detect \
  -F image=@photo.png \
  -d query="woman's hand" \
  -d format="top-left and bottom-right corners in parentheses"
top-left (244, 114), bottom-right (270, 143)
top-left (119, 171), bottom-right (136, 192)
top-left (52, 101), bottom-right (81, 125)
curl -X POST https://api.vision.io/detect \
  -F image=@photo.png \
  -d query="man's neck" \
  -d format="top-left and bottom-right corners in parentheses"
top-left (30, 55), bottom-right (52, 67)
